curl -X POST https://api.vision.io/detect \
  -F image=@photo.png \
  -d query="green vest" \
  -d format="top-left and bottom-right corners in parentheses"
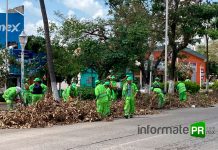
top-left (152, 81), bottom-right (160, 88)
top-left (106, 87), bottom-right (112, 100)
top-left (95, 84), bottom-right (108, 99)
top-left (3, 87), bottom-right (20, 101)
top-left (122, 83), bottom-right (138, 98)
top-left (153, 88), bottom-right (162, 94)
top-left (177, 82), bottom-right (186, 94)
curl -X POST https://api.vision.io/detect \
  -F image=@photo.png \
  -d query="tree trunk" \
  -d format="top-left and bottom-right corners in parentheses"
top-left (39, 0), bottom-right (60, 101)
top-left (168, 47), bottom-right (178, 94)
top-left (139, 64), bottom-right (147, 86)
top-left (170, 49), bottom-right (178, 81)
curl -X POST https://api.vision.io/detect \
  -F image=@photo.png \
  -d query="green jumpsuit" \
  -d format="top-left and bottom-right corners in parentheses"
top-left (95, 84), bottom-right (109, 117)
top-left (122, 82), bottom-right (138, 117)
top-left (153, 88), bottom-right (165, 108)
top-left (3, 87), bottom-right (22, 110)
top-left (29, 83), bottom-right (47, 105)
top-left (62, 85), bottom-right (78, 102)
top-left (110, 80), bottom-right (117, 101)
top-left (152, 81), bottom-right (160, 88)
top-left (177, 82), bottom-right (187, 101)
top-left (23, 83), bottom-right (32, 106)
top-left (106, 87), bottom-right (112, 115)
top-left (121, 80), bottom-right (127, 89)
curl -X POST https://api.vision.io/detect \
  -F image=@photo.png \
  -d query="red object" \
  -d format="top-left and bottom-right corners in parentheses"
top-left (152, 48), bottom-right (206, 85)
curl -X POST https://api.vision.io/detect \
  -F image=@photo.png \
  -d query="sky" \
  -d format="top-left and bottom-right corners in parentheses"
top-left (0, 0), bottom-right (218, 36)
top-left (0, 0), bottom-right (109, 35)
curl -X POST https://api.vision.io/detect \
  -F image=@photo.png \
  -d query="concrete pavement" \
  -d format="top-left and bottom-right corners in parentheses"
top-left (0, 106), bottom-right (217, 150)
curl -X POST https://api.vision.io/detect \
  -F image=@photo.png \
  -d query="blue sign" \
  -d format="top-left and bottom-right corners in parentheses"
top-left (9, 49), bottom-right (46, 76)
top-left (0, 13), bottom-right (24, 48)
top-left (10, 49), bottom-right (34, 59)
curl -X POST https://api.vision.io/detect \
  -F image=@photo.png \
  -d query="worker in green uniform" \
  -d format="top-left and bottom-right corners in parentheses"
top-left (95, 80), bottom-right (108, 117)
top-left (2, 86), bottom-right (23, 110)
top-left (62, 83), bottom-right (78, 102)
top-left (104, 81), bottom-right (112, 115)
top-left (151, 86), bottom-right (165, 108)
top-left (122, 77), bottom-right (138, 119)
top-left (23, 78), bottom-right (32, 106)
top-left (176, 81), bottom-right (187, 101)
top-left (29, 78), bottom-right (47, 105)
top-left (110, 75), bottom-right (117, 101)
top-left (152, 77), bottom-right (161, 88)
top-left (121, 74), bottom-right (130, 89)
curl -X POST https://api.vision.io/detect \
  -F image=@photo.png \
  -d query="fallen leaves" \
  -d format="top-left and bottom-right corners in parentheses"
top-left (0, 91), bottom-right (217, 129)
top-left (0, 98), bottom-right (100, 129)
top-left (164, 91), bottom-right (218, 109)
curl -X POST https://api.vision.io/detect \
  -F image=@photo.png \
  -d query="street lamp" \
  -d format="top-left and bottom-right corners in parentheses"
top-left (135, 60), bottom-right (142, 88)
top-left (149, 53), bottom-right (154, 94)
top-left (19, 31), bottom-right (28, 90)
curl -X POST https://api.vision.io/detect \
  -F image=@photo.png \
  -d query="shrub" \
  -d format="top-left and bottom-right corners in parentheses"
top-left (212, 81), bottom-right (218, 90)
top-left (159, 82), bottom-right (169, 93)
top-left (184, 81), bottom-right (200, 94)
top-left (78, 87), bottom-right (95, 100)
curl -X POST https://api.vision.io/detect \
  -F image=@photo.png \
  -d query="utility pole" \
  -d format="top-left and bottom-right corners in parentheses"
top-left (5, 0), bottom-right (8, 90)
top-left (6, 0), bottom-right (8, 49)
top-left (205, 33), bottom-right (209, 93)
top-left (164, 0), bottom-right (169, 93)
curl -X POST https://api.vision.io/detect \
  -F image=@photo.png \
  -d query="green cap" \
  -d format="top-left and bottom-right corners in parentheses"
top-left (95, 80), bottom-right (100, 84)
top-left (127, 77), bottom-right (133, 81)
top-left (126, 74), bottom-right (130, 77)
top-left (155, 77), bottom-right (160, 81)
top-left (104, 81), bottom-right (110, 86)
top-left (34, 78), bottom-right (41, 82)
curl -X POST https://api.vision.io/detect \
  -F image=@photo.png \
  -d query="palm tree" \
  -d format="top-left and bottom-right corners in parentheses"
top-left (39, 0), bottom-right (60, 101)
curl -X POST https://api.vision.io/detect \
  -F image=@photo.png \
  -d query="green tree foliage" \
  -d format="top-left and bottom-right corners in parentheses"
top-left (197, 40), bottom-right (218, 77)
top-left (26, 36), bottom-right (46, 53)
top-left (152, 0), bottom-right (218, 80)
top-left (0, 49), bottom-right (9, 88)
top-left (54, 13), bottom-right (128, 79)
top-left (107, 0), bottom-right (151, 80)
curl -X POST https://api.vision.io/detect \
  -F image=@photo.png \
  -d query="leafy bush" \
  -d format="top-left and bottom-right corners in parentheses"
top-left (184, 81), bottom-right (200, 94)
top-left (78, 87), bottom-right (95, 100)
top-left (159, 82), bottom-right (169, 91)
top-left (212, 81), bottom-right (218, 90)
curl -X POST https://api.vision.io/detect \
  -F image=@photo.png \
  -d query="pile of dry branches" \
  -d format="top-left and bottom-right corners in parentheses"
top-left (0, 91), bottom-right (217, 129)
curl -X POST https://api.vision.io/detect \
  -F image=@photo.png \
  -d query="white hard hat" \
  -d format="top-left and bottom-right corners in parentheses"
top-left (16, 87), bottom-right (22, 94)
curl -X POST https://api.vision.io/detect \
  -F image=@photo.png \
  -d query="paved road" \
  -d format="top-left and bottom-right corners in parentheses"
top-left (0, 106), bottom-right (218, 150)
